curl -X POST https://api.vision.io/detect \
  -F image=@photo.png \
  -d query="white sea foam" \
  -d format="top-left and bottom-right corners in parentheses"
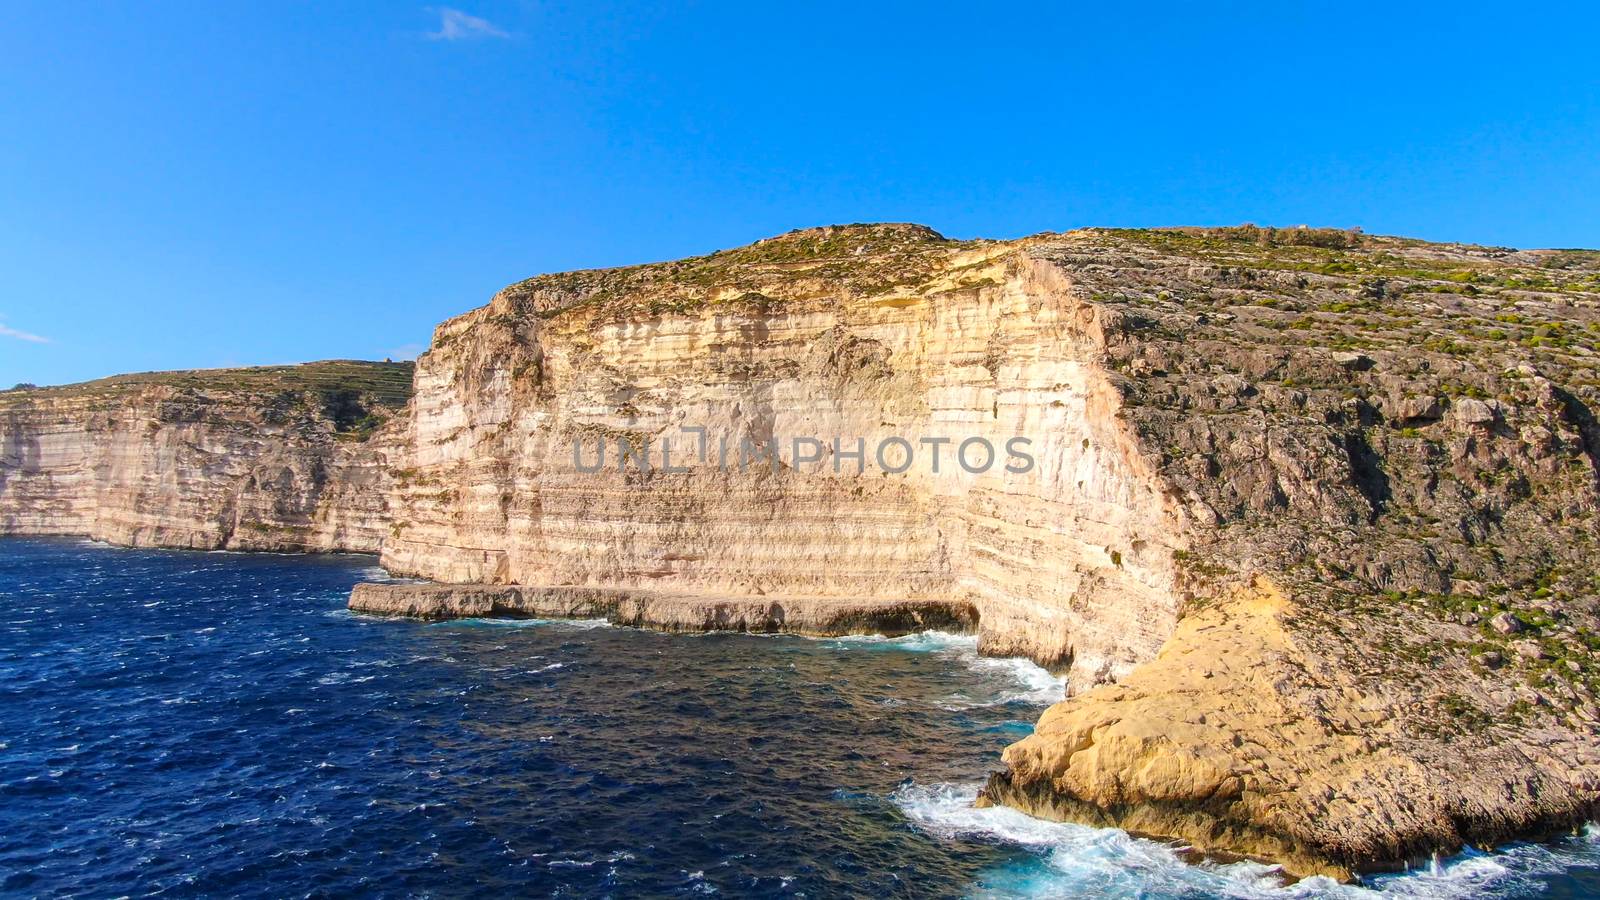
top-left (958, 655), bottom-right (1065, 707)
top-left (826, 629), bottom-right (978, 652)
top-left (827, 631), bottom-right (1065, 708)
top-left (354, 566), bottom-right (427, 584)
top-left (894, 781), bottom-right (1600, 899)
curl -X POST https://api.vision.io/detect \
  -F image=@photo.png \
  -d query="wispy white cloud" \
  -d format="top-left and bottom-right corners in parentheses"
top-left (384, 343), bottom-right (426, 361)
top-left (426, 7), bottom-right (510, 41)
top-left (0, 317), bottom-right (49, 344)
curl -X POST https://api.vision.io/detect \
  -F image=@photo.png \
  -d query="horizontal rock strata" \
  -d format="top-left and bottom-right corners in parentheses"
top-left (350, 581), bottom-right (978, 637)
top-left (378, 225), bottom-right (1187, 691)
top-left (0, 361), bottom-right (412, 551)
top-left (367, 223), bottom-right (1599, 879)
top-left (7, 223), bottom-right (1600, 879)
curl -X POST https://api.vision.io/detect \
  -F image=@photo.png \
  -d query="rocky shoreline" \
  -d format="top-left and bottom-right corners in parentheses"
top-left (976, 577), bottom-right (1600, 880)
top-left (349, 581), bottom-right (978, 638)
top-left (6, 223), bottom-right (1599, 881)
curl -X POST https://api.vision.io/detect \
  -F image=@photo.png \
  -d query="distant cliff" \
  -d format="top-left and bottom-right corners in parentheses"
top-left (0, 360), bottom-right (411, 551)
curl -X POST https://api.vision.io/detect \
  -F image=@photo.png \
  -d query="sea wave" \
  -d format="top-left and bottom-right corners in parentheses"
top-left (353, 566), bottom-right (428, 584)
top-left (826, 631), bottom-right (1065, 708)
top-left (7, 537), bottom-right (1597, 897)
top-left (893, 781), bottom-right (1600, 899)
top-left (825, 630), bottom-right (979, 653)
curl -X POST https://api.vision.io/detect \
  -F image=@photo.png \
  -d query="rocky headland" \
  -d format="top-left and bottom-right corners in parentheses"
top-left (4, 224), bottom-right (1598, 880)
top-left (0, 360), bottom-right (411, 551)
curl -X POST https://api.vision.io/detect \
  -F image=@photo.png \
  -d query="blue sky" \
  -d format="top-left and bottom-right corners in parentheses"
top-left (3, 2), bottom-right (1598, 387)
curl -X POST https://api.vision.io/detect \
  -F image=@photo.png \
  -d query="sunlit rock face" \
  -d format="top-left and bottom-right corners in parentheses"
top-left (377, 223), bottom-right (1600, 880)
top-left (380, 226), bottom-right (1187, 689)
top-left (0, 362), bottom-right (411, 552)
top-left (8, 223), bottom-right (1600, 880)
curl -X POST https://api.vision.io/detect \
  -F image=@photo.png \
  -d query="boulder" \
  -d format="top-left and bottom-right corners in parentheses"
top-left (1452, 398), bottom-right (1498, 427)
top-left (1491, 611), bottom-right (1527, 635)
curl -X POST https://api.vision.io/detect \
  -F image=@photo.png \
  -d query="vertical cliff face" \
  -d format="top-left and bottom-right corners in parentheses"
top-left (364, 223), bottom-right (1600, 879)
top-left (376, 225), bottom-right (1187, 686)
top-left (980, 227), bottom-right (1600, 879)
top-left (0, 361), bottom-right (411, 552)
top-left (8, 223), bottom-right (1599, 879)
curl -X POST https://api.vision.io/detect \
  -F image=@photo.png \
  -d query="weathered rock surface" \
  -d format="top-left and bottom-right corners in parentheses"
top-left (378, 224), bottom-right (1188, 689)
top-left (980, 579), bottom-right (1596, 880)
top-left (976, 226), bottom-right (1600, 879)
top-left (6, 223), bottom-right (1600, 880)
top-left (0, 361), bottom-right (411, 551)
top-left (350, 581), bottom-right (978, 636)
top-left (368, 223), bottom-right (1600, 879)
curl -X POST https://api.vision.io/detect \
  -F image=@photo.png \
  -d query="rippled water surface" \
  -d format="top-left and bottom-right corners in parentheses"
top-left (2, 537), bottom-right (1598, 898)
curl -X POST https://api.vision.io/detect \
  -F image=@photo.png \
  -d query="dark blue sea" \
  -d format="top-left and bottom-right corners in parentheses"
top-left (2, 537), bottom-right (1598, 898)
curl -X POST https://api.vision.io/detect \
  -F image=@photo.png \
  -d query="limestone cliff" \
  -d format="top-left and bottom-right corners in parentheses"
top-left (6, 223), bottom-right (1599, 880)
top-left (360, 223), bottom-right (1600, 879)
top-left (979, 226), bottom-right (1600, 879)
top-left (0, 361), bottom-right (411, 551)
top-left (372, 224), bottom-right (1187, 686)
